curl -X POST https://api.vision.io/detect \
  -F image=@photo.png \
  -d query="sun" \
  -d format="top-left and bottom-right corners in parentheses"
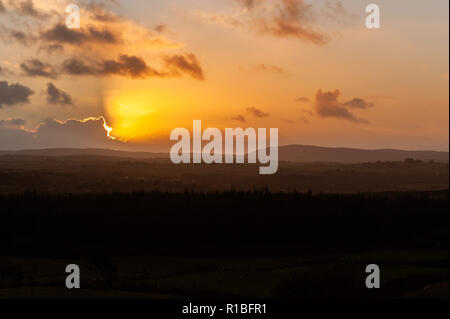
top-left (104, 91), bottom-right (160, 140)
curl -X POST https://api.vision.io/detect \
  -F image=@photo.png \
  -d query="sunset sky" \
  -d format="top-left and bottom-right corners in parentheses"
top-left (0, 0), bottom-right (448, 151)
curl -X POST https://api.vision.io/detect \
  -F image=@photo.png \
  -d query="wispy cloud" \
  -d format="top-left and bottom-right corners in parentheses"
top-left (296, 96), bottom-right (310, 103)
top-left (195, 0), bottom-right (330, 45)
top-left (20, 59), bottom-right (58, 79)
top-left (254, 63), bottom-right (286, 74)
top-left (247, 106), bottom-right (269, 118)
top-left (231, 115), bottom-right (246, 122)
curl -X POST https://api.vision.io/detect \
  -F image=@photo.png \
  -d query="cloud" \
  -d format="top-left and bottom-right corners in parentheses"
top-left (314, 89), bottom-right (373, 123)
top-left (0, 117), bottom-right (121, 150)
top-left (0, 118), bottom-right (26, 128)
top-left (0, 0), bottom-right (184, 53)
top-left (34, 117), bottom-right (117, 147)
top-left (101, 55), bottom-right (162, 78)
top-left (41, 23), bottom-right (121, 46)
top-left (0, 26), bottom-right (36, 46)
top-left (61, 58), bottom-right (97, 76)
top-left (344, 98), bottom-right (374, 109)
top-left (0, 81), bottom-right (34, 108)
top-left (253, 0), bottom-right (327, 44)
top-left (246, 106), bottom-right (269, 118)
top-left (234, 0), bottom-right (263, 10)
top-left (323, 1), bottom-right (357, 25)
top-left (39, 43), bottom-right (64, 54)
top-left (46, 82), bottom-right (73, 106)
top-left (20, 59), bottom-right (58, 79)
top-left (61, 55), bottom-right (160, 78)
top-left (61, 54), bottom-right (205, 80)
top-left (10, 0), bottom-right (50, 19)
top-left (154, 24), bottom-right (167, 33)
top-left (296, 96), bottom-right (310, 103)
top-left (87, 3), bottom-right (123, 23)
top-left (0, 0), bottom-right (5, 12)
top-left (163, 53), bottom-right (205, 80)
top-left (198, 0), bottom-right (328, 45)
top-left (8, 29), bottom-right (36, 46)
top-left (254, 63), bottom-right (286, 74)
top-left (231, 115), bottom-right (246, 122)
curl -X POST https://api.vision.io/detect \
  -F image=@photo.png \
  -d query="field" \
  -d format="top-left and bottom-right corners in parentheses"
top-left (0, 155), bottom-right (448, 193)
top-left (0, 188), bottom-right (448, 299)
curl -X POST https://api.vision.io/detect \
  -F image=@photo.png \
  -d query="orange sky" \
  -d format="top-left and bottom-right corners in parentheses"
top-left (0, 0), bottom-right (448, 151)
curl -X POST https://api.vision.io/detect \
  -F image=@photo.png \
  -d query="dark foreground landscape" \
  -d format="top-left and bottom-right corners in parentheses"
top-left (0, 152), bottom-right (448, 299)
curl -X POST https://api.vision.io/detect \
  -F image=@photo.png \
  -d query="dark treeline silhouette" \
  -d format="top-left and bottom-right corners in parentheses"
top-left (1, 190), bottom-right (448, 257)
top-left (0, 190), bottom-right (448, 298)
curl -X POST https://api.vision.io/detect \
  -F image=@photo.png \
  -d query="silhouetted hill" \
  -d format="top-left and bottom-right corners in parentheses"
top-left (0, 145), bottom-right (448, 162)
top-left (0, 148), bottom-right (167, 159)
top-left (275, 145), bottom-right (449, 163)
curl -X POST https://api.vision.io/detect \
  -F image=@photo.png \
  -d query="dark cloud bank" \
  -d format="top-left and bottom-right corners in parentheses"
top-left (0, 117), bottom-right (119, 150)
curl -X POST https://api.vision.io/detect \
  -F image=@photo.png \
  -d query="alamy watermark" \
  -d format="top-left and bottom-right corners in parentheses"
top-left (170, 120), bottom-right (279, 175)
top-left (65, 4), bottom-right (80, 29)
top-left (65, 3), bottom-right (381, 30)
top-left (366, 4), bottom-right (381, 29)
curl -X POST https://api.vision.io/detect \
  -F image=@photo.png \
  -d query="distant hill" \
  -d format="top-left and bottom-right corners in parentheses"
top-left (275, 145), bottom-right (449, 163)
top-left (0, 146), bottom-right (448, 163)
top-left (0, 148), bottom-right (167, 159)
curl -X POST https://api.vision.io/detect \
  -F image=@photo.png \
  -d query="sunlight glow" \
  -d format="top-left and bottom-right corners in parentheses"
top-left (104, 91), bottom-right (161, 140)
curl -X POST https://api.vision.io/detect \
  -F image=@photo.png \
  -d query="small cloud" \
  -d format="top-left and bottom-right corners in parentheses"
top-left (0, 118), bottom-right (26, 128)
top-left (61, 54), bottom-right (205, 80)
top-left (254, 63), bottom-right (286, 74)
top-left (39, 43), bottom-right (64, 54)
top-left (10, 0), bottom-right (50, 20)
top-left (0, 27), bottom-right (36, 46)
top-left (61, 55), bottom-right (160, 78)
top-left (62, 58), bottom-right (97, 76)
top-left (164, 53), bottom-right (205, 80)
top-left (154, 24), bottom-right (167, 33)
top-left (46, 82), bottom-right (73, 106)
top-left (0, 0), bottom-right (6, 12)
top-left (323, 1), bottom-right (357, 25)
top-left (246, 106), bottom-right (269, 118)
top-left (368, 96), bottom-right (395, 100)
top-left (87, 3), bottom-right (123, 23)
top-left (202, 0), bottom-right (329, 45)
top-left (20, 59), bottom-right (58, 79)
top-left (0, 81), bottom-right (34, 108)
top-left (40, 23), bottom-right (121, 46)
top-left (344, 98), bottom-right (374, 109)
top-left (234, 0), bottom-right (263, 10)
top-left (101, 55), bottom-right (160, 78)
top-left (296, 97), bottom-right (310, 103)
top-left (231, 115), bottom-right (246, 122)
top-left (314, 89), bottom-right (372, 123)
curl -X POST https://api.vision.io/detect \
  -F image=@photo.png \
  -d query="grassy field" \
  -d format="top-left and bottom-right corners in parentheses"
top-left (0, 190), bottom-right (448, 299)
top-left (0, 155), bottom-right (448, 193)
top-left (0, 250), bottom-right (447, 299)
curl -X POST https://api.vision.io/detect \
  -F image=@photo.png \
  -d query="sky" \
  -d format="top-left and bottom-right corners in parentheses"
top-left (0, 0), bottom-right (448, 152)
